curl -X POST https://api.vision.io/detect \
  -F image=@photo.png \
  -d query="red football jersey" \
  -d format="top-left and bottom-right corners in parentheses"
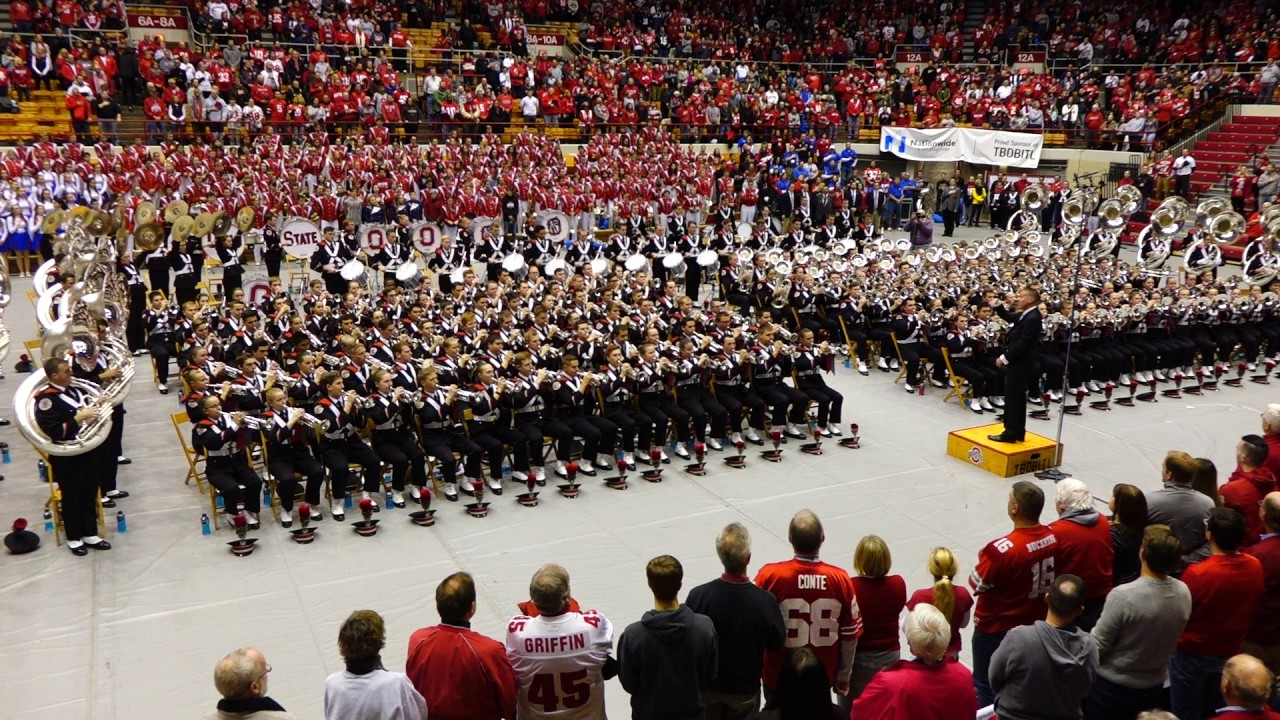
top-left (754, 557), bottom-right (863, 689)
top-left (969, 525), bottom-right (1059, 634)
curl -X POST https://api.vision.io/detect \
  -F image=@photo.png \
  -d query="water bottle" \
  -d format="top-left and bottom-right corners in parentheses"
top-left (262, 484), bottom-right (271, 507)
top-left (43, 508), bottom-right (53, 533)
top-left (215, 493), bottom-right (225, 509)
top-left (843, 357), bottom-right (851, 369)
top-left (344, 493), bottom-right (353, 508)
top-left (501, 460), bottom-right (512, 479)
top-left (385, 487), bottom-right (394, 509)
top-left (200, 513), bottom-right (211, 536)
top-left (38, 459), bottom-right (48, 484)
top-left (116, 511), bottom-right (127, 533)
top-left (2, 445), bottom-right (10, 464)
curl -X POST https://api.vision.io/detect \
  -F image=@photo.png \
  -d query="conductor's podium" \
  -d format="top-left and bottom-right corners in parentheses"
top-left (947, 424), bottom-right (1062, 478)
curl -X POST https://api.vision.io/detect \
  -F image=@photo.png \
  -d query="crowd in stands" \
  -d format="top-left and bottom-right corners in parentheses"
top-left (200, 412), bottom-right (1280, 720)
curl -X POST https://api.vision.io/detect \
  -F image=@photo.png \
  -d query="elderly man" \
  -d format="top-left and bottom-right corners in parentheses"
top-left (505, 564), bottom-right (617, 720)
top-left (1049, 479), bottom-right (1113, 631)
top-left (852, 604), bottom-right (978, 720)
top-left (1086, 525), bottom-right (1192, 720)
top-left (1208, 654), bottom-right (1280, 719)
top-left (204, 647), bottom-right (296, 720)
top-left (1253, 404), bottom-right (1280, 479)
top-left (406, 572), bottom-right (517, 720)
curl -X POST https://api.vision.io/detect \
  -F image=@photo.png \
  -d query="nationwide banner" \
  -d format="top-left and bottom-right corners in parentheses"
top-left (879, 127), bottom-right (1044, 169)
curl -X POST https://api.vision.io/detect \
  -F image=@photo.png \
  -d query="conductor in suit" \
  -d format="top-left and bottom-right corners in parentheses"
top-left (988, 287), bottom-right (1043, 443)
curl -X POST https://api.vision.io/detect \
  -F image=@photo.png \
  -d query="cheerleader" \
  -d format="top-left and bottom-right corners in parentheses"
top-left (4, 212), bottom-right (34, 277)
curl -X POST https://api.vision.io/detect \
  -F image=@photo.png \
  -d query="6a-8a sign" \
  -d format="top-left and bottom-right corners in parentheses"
top-left (130, 13), bottom-right (189, 30)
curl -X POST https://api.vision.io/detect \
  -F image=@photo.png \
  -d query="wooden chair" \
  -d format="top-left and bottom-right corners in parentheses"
top-left (888, 332), bottom-right (910, 384)
top-left (171, 411), bottom-right (207, 492)
top-left (940, 348), bottom-right (972, 407)
top-left (23, 338), bottom-right (42, 362)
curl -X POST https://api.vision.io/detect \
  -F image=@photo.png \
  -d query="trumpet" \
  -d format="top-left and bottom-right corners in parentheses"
top-left (293, 409), bottom-right (326, 429)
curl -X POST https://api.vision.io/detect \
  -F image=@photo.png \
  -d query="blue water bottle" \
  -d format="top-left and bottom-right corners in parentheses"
top-left (116, 511), bottom-right (126, 533)
top-left (200, 513), bottom-right (211, 536)
top-left (385, 487), bottom-right (394, 510)
top-left (38, 459), bottom-right (48, 483)
top-left (262, 484), bottom-right (271, 507)
top-left (2, 445), bottom-right (10, 464)
top-left (344, 493), bottom-right (353, 508)
top-left (43, 508), bottom-right (53, 533)
top-left (215, 493), bottom-right (224, 508)
top-left (843, 357), bottom-right (852, 369)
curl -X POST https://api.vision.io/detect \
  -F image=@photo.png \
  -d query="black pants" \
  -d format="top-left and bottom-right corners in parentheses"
top-left (678, 388), bottom-right (728, 442)
top-left (942, 209), bottom-right (957, 236)
top-left (320, 436), bottom-right (382, 498)
top-left (51, 449), bottom-right (104, 541)
top-left (684, 264), bottom-right (703, 302)
top-left (899, 342), bottom-right (945, 385)
top-left (148, 337), bottom-right (175, 383)
top-left (373, 429), bottom-right (428, 490)
top-left (267, 445), bottom-right (326, 509)
top-left (146, 264), bottom-right (170, 297)
top-left (1175, 174), bottom-right (1191, 198)
top-left (753, 382), bottom-right (811, 425)
top-left (513, 416), bottom-right (554, 466)
top-left (716, 386), bottom-right (766, 431)
top-left (126, 286), bottom-right (146, 350)
top-left (98, 404), bottom-right (125, 494)
top-left (264, 252), bottom-right (283, 279)
top-left (222, 266), bottom-right (244, 296)
top-left (543, 414), bottom-right (617, 461)
top-left (604, 403), bottom-right (653, 452)
top-left (951, 357), bottom-right (1001, 397)
top-left (175, 283), bottom-right (199, 306)
top-left (637, 393), bottom-right (689, 445)
top-left (420, 430), bottom-right (482, 483)
top-left (207, 454), bottom-right (263, 514)
top-left (798, 380), bottom-right (843, 425)
top-left (469, 421), bottom-right (529, 477)
top-left (967, 204), bottom-right (983, 226)
top-left (1002, 365), bottom-right (1035, 438)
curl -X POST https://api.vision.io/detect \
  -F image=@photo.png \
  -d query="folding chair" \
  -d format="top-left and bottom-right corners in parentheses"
top-left (888, 332), bottom-right (910, 384)
top-left (171, 411), bottom-right (207, 492)
top-left (940, 348), bottom-right (972, 407)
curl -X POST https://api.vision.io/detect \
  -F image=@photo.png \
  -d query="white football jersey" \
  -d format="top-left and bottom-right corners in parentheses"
top-left (504, 610), bottom-right (614, 720)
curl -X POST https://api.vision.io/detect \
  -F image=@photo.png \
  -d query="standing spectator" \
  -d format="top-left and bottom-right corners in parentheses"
top-left (989, 575), bottom-right (1099, 720)
top-left (1260, 61), bottom-right (1280, 104)
top-left (1085, 525), bottom-right (1192, 720)
top-left (618, 555), bottom-right (718, 720)
top-left (405, 572), bottom-right (517, 720)
top-left (969, 481), bottom-right (1059, 708)
top-left (203, 647), bottom-right (297, 720)
top-left (505, 564), bottom-right (617, 720)
top-left (847, 535), bottom-right (907, 705)
top-left (324, 610), bottom-right (427, 720)
top-left (1243, 492), bottom-right (1280, 676)
top-left (939, 183), bottom-right (962, 237)
top-left (116, 41), bottom-right (141, 109)
top-left (1217, 656), bottom-right (1280, 719)
top-left (1170, 508), bottom-right (1266, 720)
top-left (1253, 405), bottom-right (1280, 482)
top-left (905, 210), bottom-right (933, 248)
top-left (686, 523), bottom-right (786, 720)
top-left (1173, 149), bottom-right (1197, 199)
top-left (1109, 483), bottom-right (1149, 586)
top-left (65, 89), bottom-right (92, 138)
top-left (1049, 479), bottom-right (1113, 630)
top-left (852, 605), bottom-right (978, 720)
top-left (1147, 451), bottom-right (1215, 565)
top-left (754, 510), bottom-right (863, 700)
top-left (906, 547), bottom-right (973, 661)
top-left (748, 648), bottom-right (843, 720)
top-left (1222, 435), bottom-right (1277, 548)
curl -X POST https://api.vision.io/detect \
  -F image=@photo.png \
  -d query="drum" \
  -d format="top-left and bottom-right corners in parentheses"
top-left (662, 251), bottom-right (687, 277)
top-left (395, 262), bottom-right (424, 290)
top-left (589, 257), bottom-right (608, 276)
top-left (501, 253), bottom-right (528, 280)
top-left (696, 249), bottom-right (719, 267)
top-left (340, 258), bottom-right (366, 280)
top-left (539, 210), bottom-right (572, 243)
top-left (624, 255), bottom-right (648, 272)
top-left (545, 258), bottom-right (567, 276)
top-left (279, 216), bottom-right (322, 259)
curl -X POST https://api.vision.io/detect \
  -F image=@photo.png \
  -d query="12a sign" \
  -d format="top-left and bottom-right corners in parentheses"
top-left (895, 51), bottom-right (928, 64)
top-left (1012, 51), bottom-right (1046, 63)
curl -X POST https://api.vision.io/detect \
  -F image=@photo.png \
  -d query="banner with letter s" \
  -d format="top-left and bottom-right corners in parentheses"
top-left (879, 127), bottom-right (1044, 169)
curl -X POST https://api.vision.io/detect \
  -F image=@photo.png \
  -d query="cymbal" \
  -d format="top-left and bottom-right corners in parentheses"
top-left (192, 212), bottom-right (215, 238)
top-left (41, 210), bottom-right (65, 235)
top-left (164, 200), bottom-right (190, 224)
top-left (235, 206), bottom-right (255, 233)
top-left (135, 201), bottom-right (156, 228)
top-left (171, 215), bottom-right (195, 240)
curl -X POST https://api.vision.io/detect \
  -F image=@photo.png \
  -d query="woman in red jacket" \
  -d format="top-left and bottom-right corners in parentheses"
top-left (847, 535), bottom-right (907, 706)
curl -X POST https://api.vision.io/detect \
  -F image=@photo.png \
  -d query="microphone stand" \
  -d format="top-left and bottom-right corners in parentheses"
top-left (1035, 228), bottom-right (1092, 484)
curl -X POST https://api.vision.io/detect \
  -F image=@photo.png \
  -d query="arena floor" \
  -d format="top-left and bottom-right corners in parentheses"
top-left (0, 226), bottom-right (1265, 720)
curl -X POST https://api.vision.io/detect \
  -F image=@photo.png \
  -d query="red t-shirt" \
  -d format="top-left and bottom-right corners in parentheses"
top-left (1049, 513), bottom-right (1114, 599)
top-left (1246, 536), bottom-right (1280, 646)
top-left (970, 525), bottom-right (1059, 634)
top-left (850, 575), bottom-right (907, 652)
top-left (1178, 552), bottom-right (1264, 656)
top-left (906, 585), bottom-right (974, 656)
top-left (755, 557), bottom-right (863, 689)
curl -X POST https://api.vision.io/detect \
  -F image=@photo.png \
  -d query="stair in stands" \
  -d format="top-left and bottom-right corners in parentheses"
top-left (961, 0), bottom-right (988, 63)
top-left (0, 89), bottom-right (72, 141)
top-left (1187, 115), bottom-right (1280, 201)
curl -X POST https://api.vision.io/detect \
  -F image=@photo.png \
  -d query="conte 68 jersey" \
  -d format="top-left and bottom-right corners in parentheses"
top-left (505, 609), bottom-right (614, 720)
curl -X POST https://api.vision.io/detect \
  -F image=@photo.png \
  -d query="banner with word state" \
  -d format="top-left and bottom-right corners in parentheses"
top-left (879, 127), bottom-right (1044, 169)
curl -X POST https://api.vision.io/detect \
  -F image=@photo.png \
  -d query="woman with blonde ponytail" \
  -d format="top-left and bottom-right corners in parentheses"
top-left (905, 547), bottom-right (973, 660)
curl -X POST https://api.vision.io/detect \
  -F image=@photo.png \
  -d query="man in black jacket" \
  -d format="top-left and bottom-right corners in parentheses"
top-left (989, 287), bottom-right (1044, 443)
top-left (686, 523), bottom-right (785, 720)
top-left (618, 555), bottom-right (718, 720)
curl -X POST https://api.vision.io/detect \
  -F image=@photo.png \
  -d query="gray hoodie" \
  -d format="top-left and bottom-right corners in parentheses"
top-left (988, 620), bottom-right (1099, 720)
top-left (617, 605), bottom-right (718, 720)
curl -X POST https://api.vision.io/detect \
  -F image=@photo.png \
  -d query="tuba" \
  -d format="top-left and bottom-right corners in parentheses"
top-left (1021, 185), bottom-right (1045, 211)
top-left (1097, 199), bottom-right (1127, 230)
top-left (1115, 184), bottom-right (1144, 215)
top-left (15, 208), bottom-right (134, 456)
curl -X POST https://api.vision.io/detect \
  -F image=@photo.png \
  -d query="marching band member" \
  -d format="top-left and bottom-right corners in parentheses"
top-left (366, 370), bottom-right (427, 508)
top-left (35, 357), bottom-right (110, 556)
top-left (713, 334), bottom-right (766, 444)
top-left (547, 354), bottom-right (618, 476)
top-left (597, 345), bottom-right (650, 468)
top-left (466, 362), bottom-right (528, 492)
top-left (314, 370), bottom-right (382, 520)
top-left (750, 325), bottom-right (811, 439)
top-left (261, 387), bottom-right (327, 527)
top-left (945, 316), bottom-right (1002, 414)
top-left (143, 290), bottom-right (179, 394)
top-left (672, 339), bottom-right (730, 450)
top-left (192, 395), bottom-right (265, 528)
top-left (892, 298), bottom-right (948, 393)
top-left (181, 367), bottom-right (230, 423)
top-left (634, 342), bottom-right (687, 460)
top-left (417, 366), bottom-right (485, 501)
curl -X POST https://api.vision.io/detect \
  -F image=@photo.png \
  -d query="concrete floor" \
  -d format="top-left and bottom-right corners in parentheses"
top-left (0, 225), bottom-right (1265, 720)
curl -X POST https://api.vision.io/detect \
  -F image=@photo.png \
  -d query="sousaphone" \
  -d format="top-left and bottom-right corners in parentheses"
top-left (164, 200), bottom-right (190, 224)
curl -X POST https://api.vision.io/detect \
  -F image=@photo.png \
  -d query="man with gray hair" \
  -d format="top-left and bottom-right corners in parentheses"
top-left (203, 647), bottom-right (296, 719)
top-left (1211, 654), bottom-right (1278, 718)
top-left (1243, 492), bottom-right (1280, 676)
top-left (852, 604), bottom-right (979, 719)
top-left (686, 523), bottom-right (786, 719)
top-left (505, 564), bottom-right (617, 720)
top-left (1257, 403), bottom-right (1280, 481)
top-left (1049, 479), bottom-right (1113, 630)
